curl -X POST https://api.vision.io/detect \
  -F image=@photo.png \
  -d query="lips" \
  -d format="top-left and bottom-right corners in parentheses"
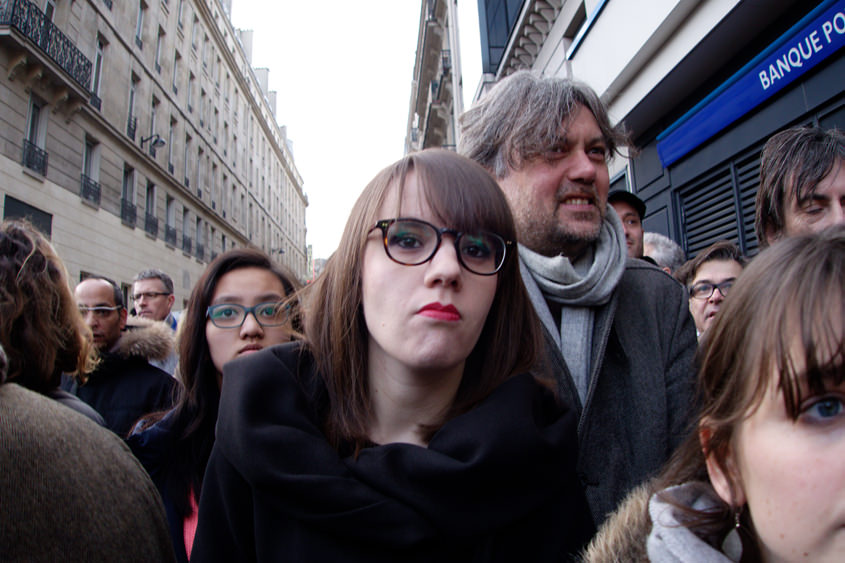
top-left (417, 302), bottom-right (461, 321)
top-left (238, 344), bottom-right (263, 355)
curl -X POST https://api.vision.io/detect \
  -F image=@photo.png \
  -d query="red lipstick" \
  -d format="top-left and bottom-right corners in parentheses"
top-left (418, 302), bottom-right (461, 321)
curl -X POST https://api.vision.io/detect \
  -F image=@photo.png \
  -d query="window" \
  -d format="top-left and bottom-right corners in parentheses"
top-left (195, 148), bottom-right (204, 196)
top-left (187, 72), bottom-right (194, 112)
top-left (23, 96), bottom-right (48, 174)
top-left (122, 165), bottom-right (135, 203)
top-left (167, 117), bottom-right (176, 171)
top-left (172, 51), bottom-right (181, 94)
top-left (127, 74), bottom-right (139, 139)
top-left (191, 16), bottom-right (199, 50)
top-left (44, 0), bottom-right (55, 21)
top-left (166, 196), bottom-right (175, 227)
top-left (211, 163), bottom-right (217, 209)
top-left (81, 138), bottom-right (101, 205)
top-left (154, 28), bottom-right (164, 73)
top-left (145, 182), bottom-right (156, 217)
top-left (91, 37), bottom-right (105, 104)
top-left (135, 1), bottom-right (145, 49)
top-left (177, 0), bottom-right (184, 27)
top-left (183, 134), bottom-right (191, 185)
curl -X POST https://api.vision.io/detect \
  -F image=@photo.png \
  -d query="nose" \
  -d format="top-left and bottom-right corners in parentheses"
top-left (826, 200), bottom-right (844, 227)
top-left (239, 310), bottom-right (265, 338)
top-left (81, 310), bottom-right (98, 326)
top-left (424, 237), bottom-right (463, 288)
top-left (709, 288), bottom-right (725, 303)
top-left (566, 149), bottom-right (598, 185)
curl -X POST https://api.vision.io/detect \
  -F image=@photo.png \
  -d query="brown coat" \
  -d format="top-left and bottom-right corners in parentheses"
top-left (580, 482), bottom-right (654, 563)
top-left (0, 382), bottom-right (176, 562)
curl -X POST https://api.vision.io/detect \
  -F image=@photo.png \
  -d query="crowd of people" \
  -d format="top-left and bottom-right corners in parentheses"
top-left (1, 69), bottom-right (842, 562)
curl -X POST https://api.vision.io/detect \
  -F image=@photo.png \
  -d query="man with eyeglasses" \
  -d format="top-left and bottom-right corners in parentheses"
top-left (62, 277), bottom-right (175, 437)
top-left (459, 71), bottom-right (698, 527)
top-left (133, 269), bottom-right (178, 375)
top-left (675, 241), bottom-right (746, 339)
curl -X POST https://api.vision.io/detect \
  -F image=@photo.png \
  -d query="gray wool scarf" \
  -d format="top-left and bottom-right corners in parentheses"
top-left (519, 206), bottom-right (626, 402)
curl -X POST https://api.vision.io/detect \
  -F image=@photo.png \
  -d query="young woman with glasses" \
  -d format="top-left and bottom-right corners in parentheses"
top-left (190, 149), bottom-right (593, 562)
top-left (128, 248), bottom-right (300, 563)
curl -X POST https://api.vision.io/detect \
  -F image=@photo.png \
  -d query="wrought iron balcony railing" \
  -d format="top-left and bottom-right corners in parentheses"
top-left (79, 174), bottom-right (100, 206)
top-left (164, 225), bottom-right (177, 246)
top-left (0, 0), bottom-right (92, 90)
top-left (21, 139), bottom-right (47, 175)
top-left (144, 213), bottom-right (158, 237)
top-left (182, 234), bottom-right (192, 253)
top-left (121, 198), bottom-right (136, 226)
top-left (89, 93), bottom-right (101, 110)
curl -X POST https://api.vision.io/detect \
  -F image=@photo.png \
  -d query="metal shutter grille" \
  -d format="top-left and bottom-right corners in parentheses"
top-left (735, 150), bottom-right (762, 255)
top-left (679, 166), bottom-right (738, 257)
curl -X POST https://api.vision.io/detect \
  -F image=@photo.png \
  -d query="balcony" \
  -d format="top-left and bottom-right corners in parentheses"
top-left (89, 93), bottom-right (101, 110)
top-left (21, 139), bottom-right (47, 175)
top-left (168, 162), bottom-right (174, 174)
top-left (144, 213), bottom-right (158, 237)
top-left (164, 225), bottom-right (177, 246)
top-left (182, 234), bottom-right (192, 254)
top-left (127, 116), bottom-right (137, 140)
top-left (79, 174), bottom-right (100, 206)
top-left (121, 198), bottom-right (137, 226)
top-left (102, 0), bottom-right (112, 10)
top-left (0, 0), bottom-right (93, 92)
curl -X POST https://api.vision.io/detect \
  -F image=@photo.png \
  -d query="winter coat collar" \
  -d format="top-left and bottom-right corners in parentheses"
top-left (109, 317), bottom-right (175, 362)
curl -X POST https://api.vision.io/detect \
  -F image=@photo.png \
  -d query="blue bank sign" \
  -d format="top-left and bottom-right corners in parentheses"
top-left (657, 0), bottom-right (845, 167)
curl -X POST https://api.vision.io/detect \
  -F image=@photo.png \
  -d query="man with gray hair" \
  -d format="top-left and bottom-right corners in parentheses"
top-left (133, 269), bottom-right (178, 375)
top-left (643, 232), bottom-right (686, 275)
top-left (460, 70), bottom-right (697, 526)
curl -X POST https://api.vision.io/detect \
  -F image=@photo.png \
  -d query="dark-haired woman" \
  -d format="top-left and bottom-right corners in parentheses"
top-left (191, 149), bottom-right (594, 562)
top-left (128, 248), bottom-right (300, 563)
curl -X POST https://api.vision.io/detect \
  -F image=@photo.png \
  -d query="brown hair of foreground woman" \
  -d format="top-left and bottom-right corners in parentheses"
top-left (582, 224), bottom-right (845, 562)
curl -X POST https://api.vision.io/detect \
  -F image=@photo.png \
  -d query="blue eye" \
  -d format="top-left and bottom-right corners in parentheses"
top-left (801, 396), bottom-right (844, 424)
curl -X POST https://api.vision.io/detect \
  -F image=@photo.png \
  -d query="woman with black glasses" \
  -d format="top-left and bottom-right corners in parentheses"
top-left (191, 149), bottom-right (593, 562)
top-left (128, 248), bottom-right (300, 563)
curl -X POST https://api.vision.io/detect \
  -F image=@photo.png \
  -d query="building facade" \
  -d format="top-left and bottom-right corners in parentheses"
top-left (472, 0), bottom-right (844, 258)
top-left (0, 0), bottom-right (308, 307)
top-left (406, 0), bottom-right (465, 153)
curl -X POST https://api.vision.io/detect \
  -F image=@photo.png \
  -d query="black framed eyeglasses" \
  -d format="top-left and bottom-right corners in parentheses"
top-left (689, 280), bottom-right (734, 300)
top-left (370, 218), bottom-right (511, 276)
top-left (206, 302), bottom-right (289, 329)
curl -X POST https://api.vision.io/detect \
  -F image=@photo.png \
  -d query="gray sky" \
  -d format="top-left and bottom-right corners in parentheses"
top-left (231, 1), bottom-right (480, 262)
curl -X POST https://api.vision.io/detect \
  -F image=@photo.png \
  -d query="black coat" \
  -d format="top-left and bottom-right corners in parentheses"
top-left (192, 343), bottom-right (594, 562)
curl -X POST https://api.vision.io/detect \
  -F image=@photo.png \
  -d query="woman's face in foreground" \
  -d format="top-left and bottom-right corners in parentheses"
top-left (711, 346), bottom-right (845, 561)
top-left (360, 172), bottom-right (499, 377)
top-left (205, 267), bottom-right (292, 379)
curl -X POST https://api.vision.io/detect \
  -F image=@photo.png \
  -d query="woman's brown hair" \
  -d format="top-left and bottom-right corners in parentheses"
top-left (0, 220), bottom-right (96, 393)
top-left (302, 148), bottom-right (543, 450)
top-left (655, 225), bottom-right (845, 550)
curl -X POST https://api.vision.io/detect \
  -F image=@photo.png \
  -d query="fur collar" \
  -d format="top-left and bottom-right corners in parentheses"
top-left (580, 481), bottom-right (654, 562)
top-left (112, 316), bottom-right (174, 362)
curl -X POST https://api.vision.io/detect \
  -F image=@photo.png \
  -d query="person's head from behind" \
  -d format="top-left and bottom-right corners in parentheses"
top-left (75, 276), bottom-right (127, 352)
top-left (459, 70), bottom-right (630, 259)
top-left (305, 148), bottom-right (541, 447)
top-left (181, 248), bottom-right (300, 394)
top-left (695, 225), bottom-right (844, 561)
top-left (676, 241), bottom-right (745, 336)
top-left (756, 126), bottom-right (845, 247)
top-left (643, 232), bottom-right (685, 274)
top-left (0, 220), bottom-right (94, 392)
top-left (132, 268), bottom-right (175, 322)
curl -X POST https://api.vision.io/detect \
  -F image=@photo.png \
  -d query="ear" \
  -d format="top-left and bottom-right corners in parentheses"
top-left (118, 307), bottom-right (128, 330)
top-left (661, 266), bottom-right (672, 275)
top-left (700, 424), bottom-right (746, 507)
top-left (764, 224), bottom-right (781, 246)
top-left (166, 293), bottom-right (175, 310)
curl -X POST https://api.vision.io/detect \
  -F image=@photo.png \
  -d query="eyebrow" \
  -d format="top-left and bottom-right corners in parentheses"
top-left (210, 293), bottom-right (284, 305)
top-left (692, 277), bottom-right (736, 285)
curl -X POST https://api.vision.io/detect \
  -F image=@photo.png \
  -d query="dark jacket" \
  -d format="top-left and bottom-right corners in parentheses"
top-left (528, 258), bottom-right (697, 525)
top-left (62, 318), bottom-right (177, 437)
top-left (0, 382), bottom-right (176, 562)
top-left (128, 412), bottom-right (191, 563)
top-left (191, 343), bottom-right (595, 563)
